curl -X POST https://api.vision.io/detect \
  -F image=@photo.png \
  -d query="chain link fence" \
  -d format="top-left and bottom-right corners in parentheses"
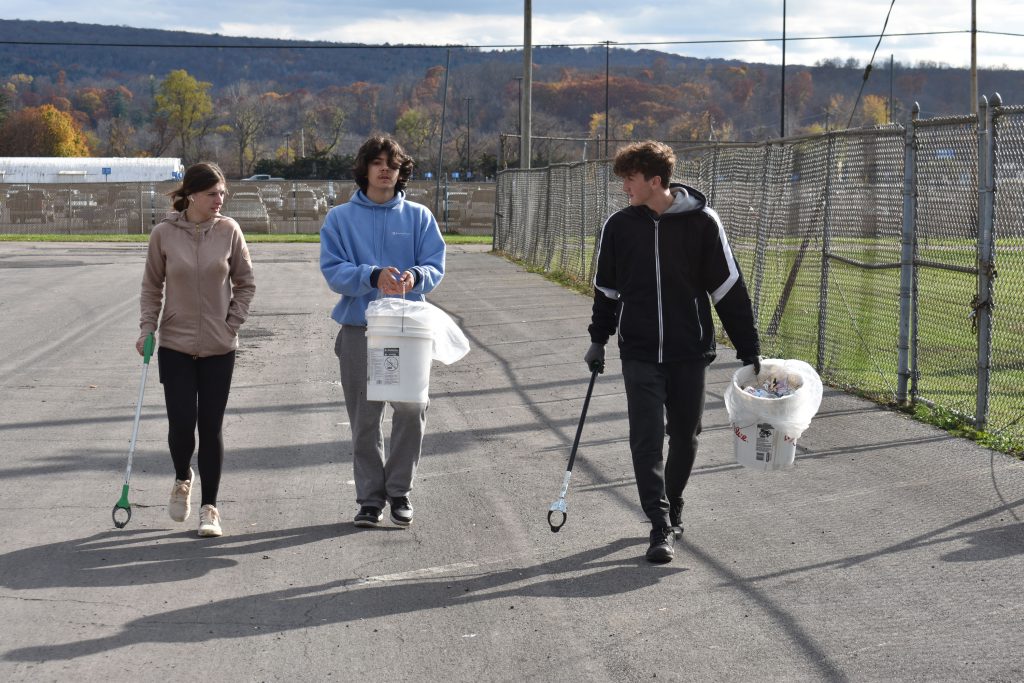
top-left (0, 180), bottom-right (494, 235)
top-left (494, 98), bottom-right (1024, 445)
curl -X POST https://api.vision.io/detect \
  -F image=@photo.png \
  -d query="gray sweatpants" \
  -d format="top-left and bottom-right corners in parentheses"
top-left (336, 325), bottom-right (428, 509)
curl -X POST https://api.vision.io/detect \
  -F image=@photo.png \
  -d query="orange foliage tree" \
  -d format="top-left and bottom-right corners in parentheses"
top-left (0, 103), bottom-right (91, 156)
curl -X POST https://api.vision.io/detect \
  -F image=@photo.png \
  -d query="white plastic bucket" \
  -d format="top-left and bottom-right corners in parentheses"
top-left (733, 422), bottom-right (797, 472)
top-left (723, 359), bottom-right (823, 472)
top-left (366, 316), bottom-right (433, 403)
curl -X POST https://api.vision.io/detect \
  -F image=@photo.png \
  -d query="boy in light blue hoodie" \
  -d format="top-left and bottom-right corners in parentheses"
top-left (320, 135), bottom-right (445, 528)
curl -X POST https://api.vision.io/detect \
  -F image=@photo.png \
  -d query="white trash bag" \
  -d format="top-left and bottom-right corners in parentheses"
top-left (365, 297), bottom-right (470, 365)
top-left (723, 358), bottom-right (823, 472)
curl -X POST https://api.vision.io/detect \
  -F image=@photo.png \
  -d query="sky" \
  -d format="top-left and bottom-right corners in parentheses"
top-left (3, 1), bottom-right (1024, 70)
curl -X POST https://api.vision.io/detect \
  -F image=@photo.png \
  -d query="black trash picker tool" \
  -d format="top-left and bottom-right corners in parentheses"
top-left (547, 367), bottom-right (599, 532)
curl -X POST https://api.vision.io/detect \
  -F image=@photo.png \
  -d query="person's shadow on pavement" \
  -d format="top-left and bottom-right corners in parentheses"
top-left (0, 523), bottom-right (355, 590)
top-left (4, 536), bottom-right (684, 661)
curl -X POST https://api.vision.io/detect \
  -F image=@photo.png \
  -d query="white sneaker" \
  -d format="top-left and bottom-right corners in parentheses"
top-left (168, 467), bottom-right (193, 522)
top-left (197, 504), bottom-right (223, 537)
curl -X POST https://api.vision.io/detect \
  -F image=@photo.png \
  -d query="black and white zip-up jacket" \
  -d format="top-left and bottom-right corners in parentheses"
top-left (588, 183), bottom-right (760, 364)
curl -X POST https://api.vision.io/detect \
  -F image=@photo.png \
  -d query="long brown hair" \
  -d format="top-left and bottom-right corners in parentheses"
top-left (168, 162), bottom-right (227, 212)
top-left (353, 135), bottom-right (414, 194)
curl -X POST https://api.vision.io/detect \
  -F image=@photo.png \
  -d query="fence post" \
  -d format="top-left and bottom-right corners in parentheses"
top-left (751, 144), bottom-right (773, 322)
top-left (580, 162), bottom-right (588, 283)
top-left (816, 134), bottom-right (835, 372)
top-left (975, 93), bottom-right (998, 429)
top-left (897, 104), bottom-right (920, 405)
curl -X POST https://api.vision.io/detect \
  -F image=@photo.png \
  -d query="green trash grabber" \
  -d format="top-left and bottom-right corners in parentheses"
top-left (112, 333), bottom-right (155, 529)
top-left (548, 367), bottom-right (599, 532)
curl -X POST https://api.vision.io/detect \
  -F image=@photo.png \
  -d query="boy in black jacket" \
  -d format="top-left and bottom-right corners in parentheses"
top-left (585, 140), bottom-right (761, 563)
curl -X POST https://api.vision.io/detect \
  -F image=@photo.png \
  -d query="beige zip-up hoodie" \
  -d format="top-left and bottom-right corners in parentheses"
top-left (139, 212), bottom-right (255, 357)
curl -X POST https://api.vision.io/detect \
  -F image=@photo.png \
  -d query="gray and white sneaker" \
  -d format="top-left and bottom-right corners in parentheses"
top-left (389, 496), bottom-right (414, 527)
top-left (197, 504), bottom-right (222, 537)
top-left (168, 467), bottom-right (193, 522)
top-left (354, 506), bottom-right (384, 528)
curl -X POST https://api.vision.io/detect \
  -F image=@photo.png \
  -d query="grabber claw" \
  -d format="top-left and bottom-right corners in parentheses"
top-left (112, 484), bottom-right (132, 529)
top-left (548, 499), bottom-right (567, 532)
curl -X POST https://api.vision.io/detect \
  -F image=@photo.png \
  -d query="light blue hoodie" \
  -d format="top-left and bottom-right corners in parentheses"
top-left (320, 189), bottom-right (446, 325)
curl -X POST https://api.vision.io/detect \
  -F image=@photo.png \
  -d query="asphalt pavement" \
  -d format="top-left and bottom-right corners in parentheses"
top-left (0, 241), bottom-right (1022, 682)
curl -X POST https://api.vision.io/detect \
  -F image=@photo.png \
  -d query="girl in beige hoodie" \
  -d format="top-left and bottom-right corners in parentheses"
top-left (137, 162), bottom-right (255, 537)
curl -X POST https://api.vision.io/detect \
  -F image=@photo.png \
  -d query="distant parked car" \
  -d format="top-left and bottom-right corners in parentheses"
top-left (241, 174), bottom-right (284, 181)
top-left (280, 188), bottom-right (324, 220)
top-left (259, 186), bottom-right (284, 214)
top-left (8, 190), bottom-right (53, 223)
top-left (226, 193), bottom-right (271, 233)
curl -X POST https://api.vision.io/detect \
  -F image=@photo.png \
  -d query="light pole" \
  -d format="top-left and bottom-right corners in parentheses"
top-left (464, 97), bottom-right (473, 178)
top-left (971, 0), bottom-right (978, 114)
top-left (512, 76), bottom-right (523, 167)
top-left (522, 0), bottom-right (532, 169)
top-left (284, 131), bottom-right (292, 161)
top-left (513, 77), bottom-right (523, 134)
top-left (780, 0), bottom-right (786, 138)
top-left (603, 40), bottom-right (613, 157)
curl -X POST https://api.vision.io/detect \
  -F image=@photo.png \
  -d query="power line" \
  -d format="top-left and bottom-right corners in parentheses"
top-left (0, 29), bottom-right (984, 51)
top-left (846, 0), bottom-right (898, 129)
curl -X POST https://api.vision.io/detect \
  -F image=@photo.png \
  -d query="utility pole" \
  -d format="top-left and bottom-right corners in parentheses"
top-left (521, 0), bottom-right (532, 169)
top-left (604, 40), bottom-right (612, 157)
top-left (464, 97), bottom-right (472, 178)
top-left (434, 48), bottom-right (451, 222)
top-left (971, 0), bottom-right (978, 114)
top-left (781, 0), bottom-right (787, 138)
top-left (889, 54), bottom-right (894, 123)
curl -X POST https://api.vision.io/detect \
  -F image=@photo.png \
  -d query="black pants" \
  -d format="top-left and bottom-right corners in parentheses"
top-left (157, 347), bottom-right (235, 507)
top-left (621, 357), bottom-right (707, 528)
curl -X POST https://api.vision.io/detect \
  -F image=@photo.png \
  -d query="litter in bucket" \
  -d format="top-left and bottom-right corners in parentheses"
top-left (723, 358), bottom-right (823, 472)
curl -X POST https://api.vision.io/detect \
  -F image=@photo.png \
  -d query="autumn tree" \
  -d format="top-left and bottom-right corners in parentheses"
top-left (155, 69), bottom-right (213, 162)
top-left (859, 94), bottom-right (891, 126)
top-left (223, 82), bottom-right (271, 176)
top-left (395, 107), bottom-right (436, 166)
top-left (302, 88), bottom-right (347, 158)
top-left (343, 82), bottom-right (381, 134)
top-left (0, 103), bottom-right (91, 156)
top-left (785, 71), bottom-right (814, 133)
top-left (100, 117), bottom-right (135, 156)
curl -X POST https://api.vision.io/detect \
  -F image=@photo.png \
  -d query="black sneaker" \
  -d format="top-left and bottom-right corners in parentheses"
top-left (389, 496), bottom-right (414, 527)
top-left (354, 506), bottom-right (383, 528)
top-left (670, 499), bottom-right (684, 537)
top-left (646, 526), bottom-right (675, 564)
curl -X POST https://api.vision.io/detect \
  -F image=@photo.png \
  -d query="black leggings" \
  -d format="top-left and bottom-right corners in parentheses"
top-left (158, 347), bottom-right (235, 507)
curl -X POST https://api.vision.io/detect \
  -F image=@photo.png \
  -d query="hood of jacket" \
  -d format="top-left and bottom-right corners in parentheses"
top-left (347, 189), bottom-right (405, 210)
top-left (163, 210), bottom-right (230, 234)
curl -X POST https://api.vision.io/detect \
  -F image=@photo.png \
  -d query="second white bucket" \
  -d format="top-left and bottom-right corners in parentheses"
top-left (366, 315), bottom-right (433, 403)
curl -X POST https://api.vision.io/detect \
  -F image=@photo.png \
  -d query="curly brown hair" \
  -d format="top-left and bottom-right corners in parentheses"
top-left (353, 135), bottom-right (414, 194)
top-left (612, 140), bottom-right (676, 189)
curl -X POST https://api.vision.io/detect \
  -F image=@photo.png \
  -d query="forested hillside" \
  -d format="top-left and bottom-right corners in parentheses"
top-left (2, 18), bottom-right (1023, 178)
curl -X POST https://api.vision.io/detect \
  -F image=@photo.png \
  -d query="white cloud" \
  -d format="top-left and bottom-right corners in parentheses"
top-left (2, 0), bottom-right (1023, 68)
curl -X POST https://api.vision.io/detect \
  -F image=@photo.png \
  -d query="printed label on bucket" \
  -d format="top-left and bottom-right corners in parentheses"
top-left (369, 347), bottom-right (401, 385)
top-left (755, 423), bottom-right (775, 462)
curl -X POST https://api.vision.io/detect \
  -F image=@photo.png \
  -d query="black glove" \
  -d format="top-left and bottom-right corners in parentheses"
top-left (741, 355), bottom-right (762, 375)
top-left (584, 342), bottom-right (605, 374)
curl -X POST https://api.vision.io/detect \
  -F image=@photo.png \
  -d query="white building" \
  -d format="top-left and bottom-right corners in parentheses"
top-left (0, 157), bottom-right (184, 184)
